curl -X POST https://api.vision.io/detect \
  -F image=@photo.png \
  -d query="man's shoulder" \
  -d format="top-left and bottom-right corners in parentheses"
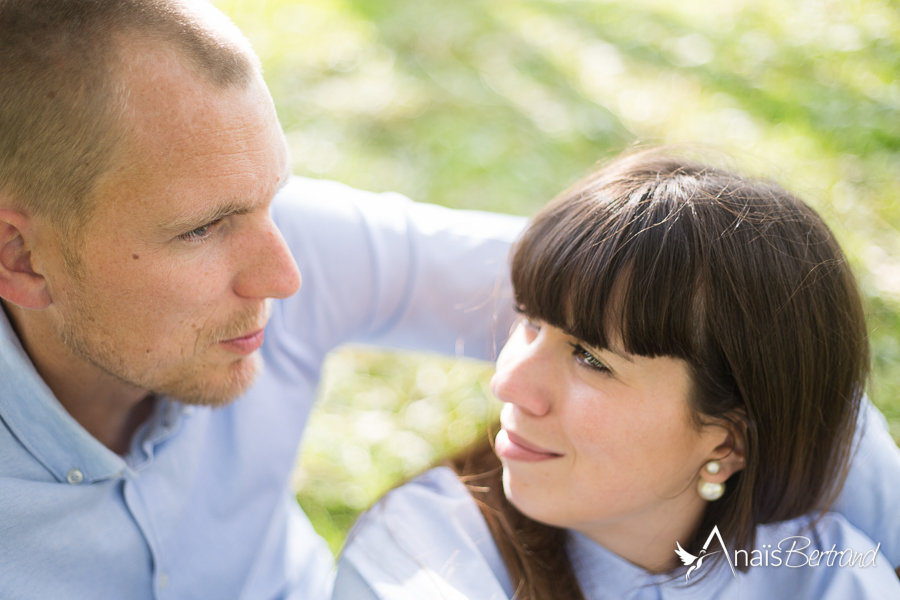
top-left (0, 420), bottom-right (57, 482)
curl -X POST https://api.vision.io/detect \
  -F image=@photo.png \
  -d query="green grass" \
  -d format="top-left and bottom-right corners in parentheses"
top-left (213, 0), bottom-right (900, 555)
top-left (295, 350), bottom-right (498, 554)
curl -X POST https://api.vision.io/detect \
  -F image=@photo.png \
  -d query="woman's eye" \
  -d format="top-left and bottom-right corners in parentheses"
top-left (514, 306), bottom-right (542, 333)
top-left (521, 317), bottom-right (541, 332)
top-left (570, 343), bottom-right (610, 373)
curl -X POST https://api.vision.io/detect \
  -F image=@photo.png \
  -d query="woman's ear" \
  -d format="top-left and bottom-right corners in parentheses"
top-left (0, 208), bottom-right (51, 310)
top-left (702, 417), bottom-right (747, 483)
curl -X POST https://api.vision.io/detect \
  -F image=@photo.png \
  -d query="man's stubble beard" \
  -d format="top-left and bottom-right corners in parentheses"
top-left (55, 272), bottom-right (267, 407)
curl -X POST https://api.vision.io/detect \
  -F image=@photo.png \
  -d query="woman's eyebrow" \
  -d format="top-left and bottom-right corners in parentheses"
top-left (604, 344), bottom-right (633, 363)
top-left (563, 329), bottom-right (633, 363)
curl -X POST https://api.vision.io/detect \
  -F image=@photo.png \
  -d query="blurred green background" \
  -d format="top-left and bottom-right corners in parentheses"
top-left (214, 0), bottom-right (900, 554)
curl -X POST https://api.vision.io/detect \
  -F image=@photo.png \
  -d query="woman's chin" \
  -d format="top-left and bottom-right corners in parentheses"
top-left (501, 465), bottom-right (561, 527)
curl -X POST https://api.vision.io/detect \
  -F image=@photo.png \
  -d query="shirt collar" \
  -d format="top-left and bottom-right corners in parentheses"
top-left (127, 397), bottom-right (193, 471)
top-left (0, 306), bottom-right (127, 483)
top-left (568, 530), bottom-right (733, 600)
top-left (569, 530), bottom-right (660, 599)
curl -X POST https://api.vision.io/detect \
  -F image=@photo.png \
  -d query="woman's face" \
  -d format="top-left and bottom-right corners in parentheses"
top-left (491, 316), bottom-right (736, 553)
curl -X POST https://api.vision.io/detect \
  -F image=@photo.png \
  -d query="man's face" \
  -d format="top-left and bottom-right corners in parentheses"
top-left (42, 46), bottom-right (300, 406)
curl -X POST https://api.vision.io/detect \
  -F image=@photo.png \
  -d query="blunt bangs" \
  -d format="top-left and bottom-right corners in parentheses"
top-left (510, 168), bottom-right (717, 361)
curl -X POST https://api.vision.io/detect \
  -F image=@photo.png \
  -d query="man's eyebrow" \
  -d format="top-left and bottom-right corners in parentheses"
top-left (162, 167), bottom-right (291, 235)
top-left (160, 201), bottom-right (252, 234)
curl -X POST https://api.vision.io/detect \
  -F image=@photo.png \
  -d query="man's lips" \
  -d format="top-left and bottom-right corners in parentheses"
top-left (218, 329), bottom-right (265, 355)
top-left (495, 429), bottom-right (563, 462)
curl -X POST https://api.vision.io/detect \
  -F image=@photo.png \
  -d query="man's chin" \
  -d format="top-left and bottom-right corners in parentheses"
top-left (163, 353), bottom-right (262, 408)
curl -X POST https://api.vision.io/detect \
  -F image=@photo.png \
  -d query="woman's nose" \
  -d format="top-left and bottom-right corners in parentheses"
top-left (490, 330), bottom-right (552, 417)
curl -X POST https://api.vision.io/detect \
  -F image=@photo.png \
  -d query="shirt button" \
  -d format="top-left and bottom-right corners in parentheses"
top-left (66, 468), bottom-right (84, 485)
top-left (159, 573), bottom-right (168, 589)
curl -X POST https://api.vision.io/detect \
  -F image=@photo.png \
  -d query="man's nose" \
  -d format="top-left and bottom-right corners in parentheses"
top-left (490, 335), bottom-right (552, 417)
top-left (233, 216), bottom-right (301, 300)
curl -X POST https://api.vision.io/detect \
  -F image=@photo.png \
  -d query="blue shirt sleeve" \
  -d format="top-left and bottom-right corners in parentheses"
top-left (834, 397), bottom-right (900, 568)
top-left (332, 561), bottom-right (380, 600)
top-left (335, 467), bottom-right (514, 600)
top-left (271, 176), bottom-right (526, 362)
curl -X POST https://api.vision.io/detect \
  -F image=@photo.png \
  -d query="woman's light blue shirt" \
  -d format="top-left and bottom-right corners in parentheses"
top-left (335, 466), bottom-right (900, 599)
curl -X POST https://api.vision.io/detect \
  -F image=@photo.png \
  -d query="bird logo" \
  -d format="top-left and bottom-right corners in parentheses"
top-left (674, 526), bottom-right (737, 582)
top-left (675, 542), bottom-right (719, 580)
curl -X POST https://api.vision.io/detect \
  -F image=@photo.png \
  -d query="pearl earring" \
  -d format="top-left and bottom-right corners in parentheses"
top-left (697, 461), bottom-right (724, 501)
top-left (697, 480), bottom-right (725, 501)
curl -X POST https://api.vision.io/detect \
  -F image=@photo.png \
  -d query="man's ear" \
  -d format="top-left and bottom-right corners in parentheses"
top-left (0, 208), bottom-right (51, 310)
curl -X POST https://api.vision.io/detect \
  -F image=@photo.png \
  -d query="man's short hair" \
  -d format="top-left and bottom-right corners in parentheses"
top-left (0, 0), bottom-right (259, 240)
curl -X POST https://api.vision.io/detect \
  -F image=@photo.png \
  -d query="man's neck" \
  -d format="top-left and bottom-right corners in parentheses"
top-left (2, 299), bottom-right (155, 455)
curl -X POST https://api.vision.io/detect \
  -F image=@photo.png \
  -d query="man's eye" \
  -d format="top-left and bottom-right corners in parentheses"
top-left (179, 221), bottom-right (218, 242)
top-left (570, 343), bottom-right (610, 373)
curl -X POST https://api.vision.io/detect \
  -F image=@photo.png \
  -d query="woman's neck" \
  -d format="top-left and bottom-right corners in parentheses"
top-left (574, 488), bottom-right (709, 573)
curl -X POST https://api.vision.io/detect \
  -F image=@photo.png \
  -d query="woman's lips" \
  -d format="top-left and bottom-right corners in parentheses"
top-left (219, 329), bottom-right (265, 355)
top-left (495, 429), bottom-right (563, 462)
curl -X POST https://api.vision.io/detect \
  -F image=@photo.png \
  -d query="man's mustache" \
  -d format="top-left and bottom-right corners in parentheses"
top-left (211, 301), bottom-right (272, 344)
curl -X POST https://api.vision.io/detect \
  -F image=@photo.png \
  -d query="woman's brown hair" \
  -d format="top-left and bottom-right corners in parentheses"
top-left (450, 147), bottom-right (869, 599)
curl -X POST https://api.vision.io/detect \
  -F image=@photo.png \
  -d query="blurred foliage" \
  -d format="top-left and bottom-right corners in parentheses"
top-left (213, 0), bottom-right (900, 554)
top-left (291, 351), bottom-right (499, 553)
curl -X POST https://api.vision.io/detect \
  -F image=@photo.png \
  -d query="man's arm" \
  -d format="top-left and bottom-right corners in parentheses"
top-left (271, 176), bottom-right (525, 361)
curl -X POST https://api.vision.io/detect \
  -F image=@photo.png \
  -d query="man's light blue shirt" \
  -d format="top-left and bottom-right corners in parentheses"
top-left (0, 177), bottom-right (525, 599)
